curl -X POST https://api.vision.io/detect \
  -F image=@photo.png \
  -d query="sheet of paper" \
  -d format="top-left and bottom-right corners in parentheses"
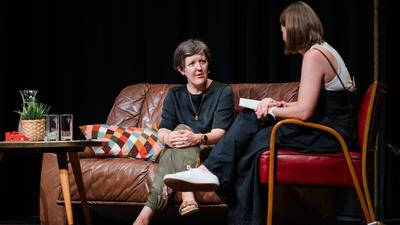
top-left (239, 98), bottom-right (260, 110)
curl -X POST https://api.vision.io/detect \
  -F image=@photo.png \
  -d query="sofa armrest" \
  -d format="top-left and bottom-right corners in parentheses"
top-left (78, 146), bottom-right (96, 158)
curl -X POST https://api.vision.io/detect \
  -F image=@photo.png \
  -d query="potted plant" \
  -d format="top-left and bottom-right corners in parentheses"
top-left (15, 100), bottom-right (50, 141)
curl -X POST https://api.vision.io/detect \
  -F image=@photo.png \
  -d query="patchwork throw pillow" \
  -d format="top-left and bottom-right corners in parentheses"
top-left (79, 124), bottom-right (164, 161)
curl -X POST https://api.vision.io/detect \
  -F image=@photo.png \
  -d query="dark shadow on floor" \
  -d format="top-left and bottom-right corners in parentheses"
top-left (88, 205), bottom-right (228, 225)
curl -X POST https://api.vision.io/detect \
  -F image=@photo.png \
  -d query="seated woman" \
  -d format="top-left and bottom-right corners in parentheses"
top-left (132, 39), bottom-right (234, 225)
top-left (164, 2), bottom-right (358, 225)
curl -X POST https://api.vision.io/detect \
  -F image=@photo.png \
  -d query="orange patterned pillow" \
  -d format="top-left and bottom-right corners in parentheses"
top-left (79, 124), bottom-right (164, 161)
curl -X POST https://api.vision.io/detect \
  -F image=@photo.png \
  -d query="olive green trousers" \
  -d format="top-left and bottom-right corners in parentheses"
top-left (145, 145), bottom-right (201, 210)
top-left (145, 124), bottom-right (202, 211)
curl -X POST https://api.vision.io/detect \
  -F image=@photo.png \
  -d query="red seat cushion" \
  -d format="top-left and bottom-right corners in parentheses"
top-left (259, 149), bottom-right (362, 187)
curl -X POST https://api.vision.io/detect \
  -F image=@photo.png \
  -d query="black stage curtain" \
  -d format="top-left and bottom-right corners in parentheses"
top-left (0, 0), bottom-right (398, 221)
top-left (379, 0), bottom-right (400, 222)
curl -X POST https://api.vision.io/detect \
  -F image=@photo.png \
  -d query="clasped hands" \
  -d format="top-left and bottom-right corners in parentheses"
top-left (164, 130), bottom-right (199, 148)
top-left (255, 97), bottom-right (285, 119)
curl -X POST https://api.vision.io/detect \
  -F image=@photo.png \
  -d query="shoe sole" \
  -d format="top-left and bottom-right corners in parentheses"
top-left (181, 208), bottom-right (199, 216)
top-left (180, 206), bottom-right (200, 216)
top-left (164, 178), bottom-right (218, 192)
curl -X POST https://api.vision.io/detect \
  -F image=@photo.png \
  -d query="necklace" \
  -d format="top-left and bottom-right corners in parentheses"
top-left (188, 92), bottom-right (205, 121)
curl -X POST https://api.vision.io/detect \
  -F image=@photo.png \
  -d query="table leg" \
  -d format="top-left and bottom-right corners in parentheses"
top-left (69, 152), bottom-right (92, 225)
top-left (56, 152), bottom-right (74, 225)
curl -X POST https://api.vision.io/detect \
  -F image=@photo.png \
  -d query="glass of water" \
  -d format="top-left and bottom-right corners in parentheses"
top-left (45, 114), bottom-right (59, 141)
top-left (60, 114), bottom-right (73, 141)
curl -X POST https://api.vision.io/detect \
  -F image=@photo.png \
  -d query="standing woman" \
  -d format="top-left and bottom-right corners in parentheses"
top-left (164, 2), bottom-right (358, 225)
top-left (133, 39), bottom-right (234, 225)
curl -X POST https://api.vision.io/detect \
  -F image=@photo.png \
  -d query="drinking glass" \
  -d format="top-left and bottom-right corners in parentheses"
top-left (45, 114), bottom-right (59, 141)
top-left (60, 114), bottom-right (73, 141)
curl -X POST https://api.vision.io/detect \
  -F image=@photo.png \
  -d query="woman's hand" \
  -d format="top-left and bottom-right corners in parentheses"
top-left (276, 100), bottom-right (287, 107)
top-left (255, 97), bottom-right (278, 119)
top-left (166, 130), bottom-right (200, 148)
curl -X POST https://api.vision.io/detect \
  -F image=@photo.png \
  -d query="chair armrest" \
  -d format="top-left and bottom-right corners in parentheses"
top-left (269, 119), bottom-right (348, 151)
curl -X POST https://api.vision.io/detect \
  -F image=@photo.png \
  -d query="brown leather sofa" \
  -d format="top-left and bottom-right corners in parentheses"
top-left (39, 82), bottom-right (337, 225)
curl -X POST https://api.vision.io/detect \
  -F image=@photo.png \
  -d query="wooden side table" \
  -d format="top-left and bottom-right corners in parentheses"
top-left (0, 140), bottom-right (104, 225)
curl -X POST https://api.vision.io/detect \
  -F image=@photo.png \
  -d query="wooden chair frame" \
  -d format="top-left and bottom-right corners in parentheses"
top-left (266, 81), bottom-right (385, 225)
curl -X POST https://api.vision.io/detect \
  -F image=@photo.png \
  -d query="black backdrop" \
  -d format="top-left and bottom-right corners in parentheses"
top-left (0, 0), bottom-right (399, 222)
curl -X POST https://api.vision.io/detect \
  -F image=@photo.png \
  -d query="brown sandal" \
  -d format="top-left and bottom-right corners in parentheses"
top-left (179, 200), bottom-right (199, 216)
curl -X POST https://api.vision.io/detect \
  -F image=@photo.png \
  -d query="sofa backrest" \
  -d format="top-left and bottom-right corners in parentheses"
top-left (106, 82), bottom-right (299, 128)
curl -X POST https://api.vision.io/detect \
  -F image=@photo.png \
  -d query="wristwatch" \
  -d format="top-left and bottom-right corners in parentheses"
top-left (201, 134), bottom-right (208, 144)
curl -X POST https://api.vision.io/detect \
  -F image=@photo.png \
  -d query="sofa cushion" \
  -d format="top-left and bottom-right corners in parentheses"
top-left (79, 124), bottom-right (164, 161)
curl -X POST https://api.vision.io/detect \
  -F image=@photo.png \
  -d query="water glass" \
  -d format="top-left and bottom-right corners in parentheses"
top-left (45, 114), bottom-right (59, 141)
top-left (60, 114), bottom-right (73, 141)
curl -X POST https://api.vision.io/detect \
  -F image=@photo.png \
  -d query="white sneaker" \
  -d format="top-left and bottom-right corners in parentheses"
top-left (164, 167), bottom-right (220, 192)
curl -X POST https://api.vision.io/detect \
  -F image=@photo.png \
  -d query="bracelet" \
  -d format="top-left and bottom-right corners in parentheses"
top-left (268, 107), bottom-right (277, 119)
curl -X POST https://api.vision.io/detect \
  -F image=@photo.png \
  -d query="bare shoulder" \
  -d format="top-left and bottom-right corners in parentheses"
top-left (303, 48), bottom-right (325, 64)
top-left (301, 49), bottom-right (326, 74)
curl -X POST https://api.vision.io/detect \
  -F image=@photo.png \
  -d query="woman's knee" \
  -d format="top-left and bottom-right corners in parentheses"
top-left (174, 124), bottom-right (193, 131)
top-left (229, 109), bottom-right (259, 131)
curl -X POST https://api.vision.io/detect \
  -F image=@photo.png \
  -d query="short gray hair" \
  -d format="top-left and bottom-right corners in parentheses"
top-left (173, 39), bottom-right (211, 70)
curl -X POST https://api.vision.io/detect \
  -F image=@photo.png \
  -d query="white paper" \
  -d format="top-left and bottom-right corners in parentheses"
top-left (239, 98), bottom-right (260, 110)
